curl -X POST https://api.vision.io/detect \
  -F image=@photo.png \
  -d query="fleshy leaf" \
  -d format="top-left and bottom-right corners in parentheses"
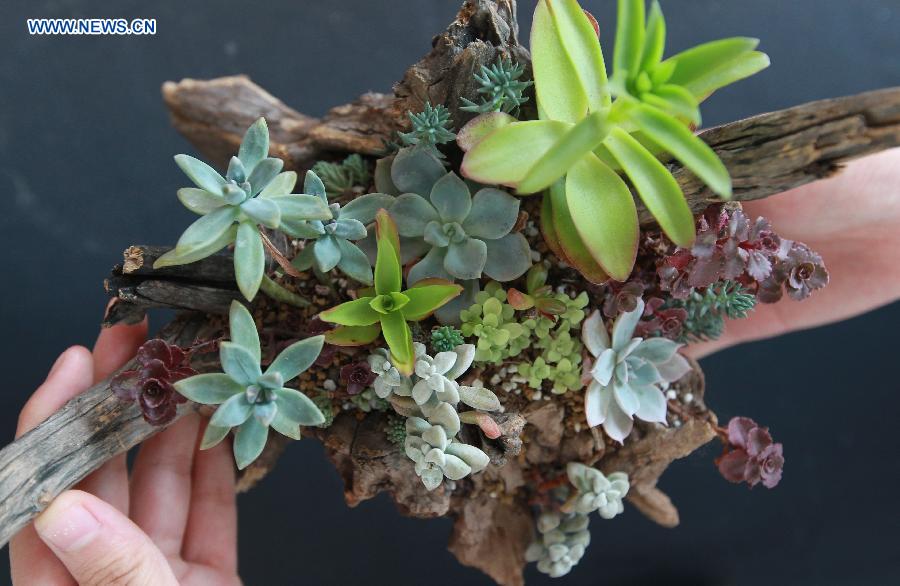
top-left (303, 170), bottom-right (327, 202)
top-left (547, 181), bottom-right (610, 284)
top-left (319, 297), bottom-right (381, 326)
top-left (430, 173), bottom-right (472, 223)
top-left (456, 112), bottom-right (517, 152)
top-left (640, 0), bottom-right (666, 71)
top-left (177, 188), bottom-right (225, 215)
top-left (604, 127), bottom-right (695, 247)
top-left (240, 197), bottom-right (281, 229)
top-left (219, 341), bottom-right (262, 386)
top-left (174, 154), bottom-right (226, 194)
top-left (324, 323), bottom-right (382, 346)
top-left (313, 235), bottom-right (342, 272)
top-left (238, 118), bottom-right (270, 173)
top-left (665, 37), bottom-right (759, 89)
top-left (462, 188), bottom-right (520, 240)
top-left (402, 281), bottom-right (464, 321)
top-left (565, 154), bottom-right (638, 281)
top-left (380, 310), bottom-right (415, 375)
top-left (200, 423), bottom-right (231, 450)
top-left (259, 171), bottom-right (297, 197)
top-left (545, 0), bottom-right (610, 111)
top-left (264, 194), bottom-right (332, 221)
top-left (631, 104), bottom-right (731, 198)
top-left (461, 120), bottom-right (569, 188)
top-left (531, 0), bottom-right (589, 123)
top-left (247, 158), bottom-right (284, 197)
top-left (266, 336), bottom-right (324, 383)
top-left (269, 409), bottom-right (302, 440)
top-left (681, 51), bottom-right (770, 101)
top-left (234, 221), bottom-right (265, 301)
top-left (483, 233), bottom-right (532, 282)
top-left (335, 238), bottom-right (374, 284)
top-left (374, 209), bottom-right (402, 295)
top-left (210, 393), bottom-right (253, 428)
top-left (174, 373), bottom-right (244, 405)
top-left (613, 0), bottom-right (646, 80)
top-left (234, 415), bottom-right (268, 470)
top-left (389, 194), bottom-right (440, 237)
top-left (228, 300), bottom-right (261, 363)
top-left (274, 388), bottom-right (325, 426)
top-left (153, 225), bottom-right (237, 268)
top-left (340, 193), bottom-right (396, 224)
top-left (173, 206), bottom-right (239, 253)
top-left (391, 147), bottom-right (446, 196)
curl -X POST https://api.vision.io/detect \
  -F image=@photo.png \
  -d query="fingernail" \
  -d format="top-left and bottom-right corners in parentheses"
top-left (35, 500), bottom-right (102, 552)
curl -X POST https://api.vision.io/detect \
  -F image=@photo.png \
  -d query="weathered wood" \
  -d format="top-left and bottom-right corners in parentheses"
top-left (0, 315), bottom-right (216, 548)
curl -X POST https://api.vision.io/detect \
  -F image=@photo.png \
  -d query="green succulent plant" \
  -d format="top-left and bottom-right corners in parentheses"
top-left (460, 56), bottom-right (534, 115)
top-left (517, 292), bottom-right (588, 394)
top-left (385, 412), bottom-right (407, 446)
top-left (155, 118), bottom-right (333, 300)
top-left (174, 301), bottom-right (325, 469)
top-left (507, 264), bottom-right (568, 317)
top-left (460, 282), bottom-right (530, 364)
top-left (457, 0), bottom-right (768, 283)
top-left (582, 298), bottom-right (692, 442)
top-left (399, 102), bottom-right (456, 155)
top-left (525, 510), bottom-right (591, 579)
top-left (311, 153), bottom-right (371, 198)
top-left (288, 170), bottom-right (392, 285)
top-left (565, 462), bottom-right (630, 519)
top-left (673, 280), bottom-right (756, 342)
top-left (318, 210), bottom-right (462, 374)
top-left (431, 325), bottom-right (465, 353)
top-left (404, 415), bottom-right (490, 490)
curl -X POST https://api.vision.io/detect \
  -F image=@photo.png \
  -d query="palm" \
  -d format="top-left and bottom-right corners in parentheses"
top-left (688, 148), bottom-right (900, 358)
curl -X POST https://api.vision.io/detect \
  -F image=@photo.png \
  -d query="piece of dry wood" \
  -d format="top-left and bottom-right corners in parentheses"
top-left (0, 314), bottom-right (216, 548)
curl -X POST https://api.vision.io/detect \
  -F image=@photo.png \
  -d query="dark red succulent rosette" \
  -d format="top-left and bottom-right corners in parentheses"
top-left (716, 416), bottom-right (784, 489)
top-left (111, 339), bottom-right (197, 426)
top-left (340, 362), bottom-right (376, 396)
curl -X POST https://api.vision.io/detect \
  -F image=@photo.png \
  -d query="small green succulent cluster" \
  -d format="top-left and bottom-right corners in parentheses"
top-left (311, 154), bottom-right (371, 198)
top-left (367, 342), bottom-right (500, 490)
top-left (673, 280), bottom-right (756, 342)
top-left (526, 463), bottom-right (631, 578)
top-left (384, 412), bottom-right (407, 446)
top-left (175, 301), bottom-right (325, 469)
top-left (460, 56), bottom-right (533, 115)
top-left (157, 118), bottom-right (333, 300)
top-left (460, 282), bottom-right (531, 364)
top-left (312, 393), bottom-right (335, 428)
top-left (431, 325), bottom-right (465, 353)
top-left (349, 388), bottom-right (390, 413)
top-left (519, 329), bottom-right (584, 395)
top-left (399, 102), bottom-right (456, 156)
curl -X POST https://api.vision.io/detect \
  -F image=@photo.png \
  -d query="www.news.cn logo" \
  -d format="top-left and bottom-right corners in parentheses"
top-left (26, 18), bottom-right (156, 35)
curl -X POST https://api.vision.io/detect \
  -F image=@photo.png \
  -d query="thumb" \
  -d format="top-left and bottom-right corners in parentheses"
top-left (34, 490), bottom-right (179, 586)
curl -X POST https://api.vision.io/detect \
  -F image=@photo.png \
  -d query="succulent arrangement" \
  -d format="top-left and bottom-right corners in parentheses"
top-left (21, 0), bottom-right (864, 583)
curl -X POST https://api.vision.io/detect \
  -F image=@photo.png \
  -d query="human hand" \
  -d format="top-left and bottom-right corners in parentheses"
top-left (9, 316), bottom-right (242, 585)
top-left (687, 148), bottom-right (900, 359)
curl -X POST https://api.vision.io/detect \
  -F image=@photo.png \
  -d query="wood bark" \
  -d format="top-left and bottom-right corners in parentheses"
top-left (2, 1), bottom-right (900, 584)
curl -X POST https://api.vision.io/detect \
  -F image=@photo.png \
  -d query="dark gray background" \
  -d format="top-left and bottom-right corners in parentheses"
top-left (1, 1), bottom-right (898, 584)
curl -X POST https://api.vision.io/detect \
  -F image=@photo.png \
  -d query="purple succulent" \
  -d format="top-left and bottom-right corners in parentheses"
top-left (635, 297), bottom-right (688, 340)
top-left (111, 339), bottom-right (196, 426)
top-left (716, 416), bottom-right (784, 489)
top-left (758, 243), bottom-right (829, 303)
top-left (602, 281), bottom-right (645, 318)
top-left (340, 361), bottom-right (376, 395)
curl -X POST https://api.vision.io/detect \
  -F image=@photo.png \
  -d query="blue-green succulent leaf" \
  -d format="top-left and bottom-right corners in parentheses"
top-left (265, 194), bottom-right (332, 221)
top-left (304, 170), bottom-right (328, 202)
top-left (445, 238), bottom-right (488, 280)
top-left (247, 158), bottom-right (284, 196)
top-left (269, 408), bottom-right (302, 440)
top-left (174, 206), bottom-right (239, 252)
top-left (340, 193), bottom-right (395, 224)
top-left (174, 154), bottom-right (227, 193)
top-left (335, 238), bottom-right (374, 284)
top-left (313, 234), bottom-right (342, 272)
top-left (228, 300), bottom-right (261, 363)
top-left (430, 173), bottom-right (472, 223)
top-left (240, 197), bottom-right (282, 229)
top-left (234, 415), bottom-right (269, 469)
top-left (389, 193), bottom-right (440, 237)
top-left (391, 147), bottom-right (446, 197)
top-left (177, 188), bottom-right (226, 216)
top-left (219, 341), bottom-right (262, 386)
top-left (408, 247), bottom-right (451, 285)
top-left (330, 218), bottom-right (367, 240)
top-left (265, 336), bottom-right (325, 383)
top-left (280, 219), bottom-right (326, 240)
top-left (238, 118), bottom-right (270, 174)
top-left (226, 156), bottom-right (247, 183)
top-left (174, 373), bottom-right (245, 405)
top-left (200, 423), bottom-right (231, 450)
top-left (210, 393), bottom-right (254, 428)
top-left (234, 221), bottom-right (265, 301)
top-left (259, 171), bottom-right (298, 198)
top-left (423, 221), bottom-right (451, 248)
top-left (274, 388), bottom-right (325, 426)
top-left (483, 233), bottom-right (532, 282)
top-left (153, 224), bottom-right (237, 268)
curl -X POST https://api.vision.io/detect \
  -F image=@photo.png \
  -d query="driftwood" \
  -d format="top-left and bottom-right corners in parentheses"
top-left (2, 1), bottom-right (900, 585)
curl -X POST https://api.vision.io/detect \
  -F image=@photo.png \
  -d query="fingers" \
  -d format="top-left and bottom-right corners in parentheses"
top-left (183, 425), bottom-right (238, 572)
top-left (34, 490), bottom-right (179, 586)
top-left (77, 318), bottom-right (149, 512)
top-left (129, 414), bottom-right (200, 557)
top-left (10, 346), bottom-right (95, 585)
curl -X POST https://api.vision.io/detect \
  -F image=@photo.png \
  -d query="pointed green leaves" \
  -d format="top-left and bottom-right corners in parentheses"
top-left (630, 104), bottom-right (731, 198)
top-left (266, 336), bottom-right (324, 383)
top-left (640, 0), bottom-right (666, 72)
top-left (175, 373), bottom-right (244, 405)
top-left (613, 0), bottom-right (646, 80)
top-left (274, 388), bottom-right (325, 426)
top-left (381, 310), bottom-right (415, 374)
top-left (374, 209), bottom-right (402, 295)
top-left (228, 301), bottom-right (261, 363)
top-left (531, 0), bottom-right (589, 123)
top-left (461, 120), bottom-right (570, 188)
top-left (219, 341), bottom-right (262, 386)
top-left (605, 127), bottom-right (695, 247)
top-left (324, 323), bottom-right (382, 346)
top-left (153, 224), bottom-right (237, 269)
top-left (320, 297), bottom-right (381, 326)
top-left (174, 206), bottom-right (239, 253)
top-left (234, 221), bottom-right (265, 301)
top-left (664, 37), bottom-right (769, 100)
top-left (259, 171), bottom-right (298, 198)
top-left (566, 155), bottom-right (638, 281)
top-left (177, 188), bottom-right (225, 215)
top-left (402, 281), bottom-right (463, 321)
top-left (174, 154), bottom-right (226, 193)
top-left (234, 415), bottom-right (268, 470)
top-left (547, 181), bottom-right (610, 284)
top-left (238, 118), bottom-right (270, 174)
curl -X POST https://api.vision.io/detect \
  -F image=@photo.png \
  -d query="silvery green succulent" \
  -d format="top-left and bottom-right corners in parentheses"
top-left (566, 462), bottom-right (629, 519)
top-left (404, 415), bottom-right (490, 490)
top-left (582, 298), bottom-right (692, 443)
top-left (174, 301), bottom-right (325, 469)
top-left (398, 102), bottom-right (456, 154)
top-left (155, 118), bottom-right (332, 300)
top-left (525, 511), bottom-right (591, 579)
top-left (288, 170), bottom-right (392, 284)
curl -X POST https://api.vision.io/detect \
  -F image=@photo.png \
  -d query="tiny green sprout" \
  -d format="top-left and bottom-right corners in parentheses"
top-left (507, 263), bottom-right (568, 318)
top-left (155, 118), bottom-right (333, 300)
top-left (175, 301), bottom-right (325, 469)
top-left (318, 210), bottom-right (462, 375)
top-left (460, 56), bottom-right (534, 115)
top-left (399, 102), bottom-right (456, 155)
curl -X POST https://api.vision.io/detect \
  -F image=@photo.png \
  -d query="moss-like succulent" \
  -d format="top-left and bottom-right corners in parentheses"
top-left (582, 298), bottom-right (692, 442)
top-left (319, 210), bottom-right (462, 374)
top-left (459, 0), bottom-right (768, 283)
top-left (460, 56), bottom-right (533, 115)
top-left (311, 153), bottom-right (371, 198)
top-left (155, 118), bottom-right (332, 300)
top-left (673, 280), bottom-right (756, 342)
top-left (460, 282), bottom-right (530, 364)
top-left (288, 170), bottom-right (392, 285)
top-left (565, 463), bottom-right (630, 519)
top-left (175, 301), bottom-right (325, 469)
top-left (525, 511), bottom-right (591, 579)
top-left (399, 102), bottom-right (456, 155)
top-left (431, 325), bottom-right (465, 353)
top-left (384, 413), bottom-right (407, 446)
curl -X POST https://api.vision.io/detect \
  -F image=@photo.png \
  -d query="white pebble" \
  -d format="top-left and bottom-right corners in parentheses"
top-left (574, 423), bottom-right (582, 433)
top-left (490, 374), bottom-right (502, 385)
top-left (666, 390), bottom-right (677, 400)
top-left (683, 393), bottom-right (694, 403)
top-left (323, 379), bottom-right (337, 391)
top-left (533, 391), bottom-right (543, 401)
